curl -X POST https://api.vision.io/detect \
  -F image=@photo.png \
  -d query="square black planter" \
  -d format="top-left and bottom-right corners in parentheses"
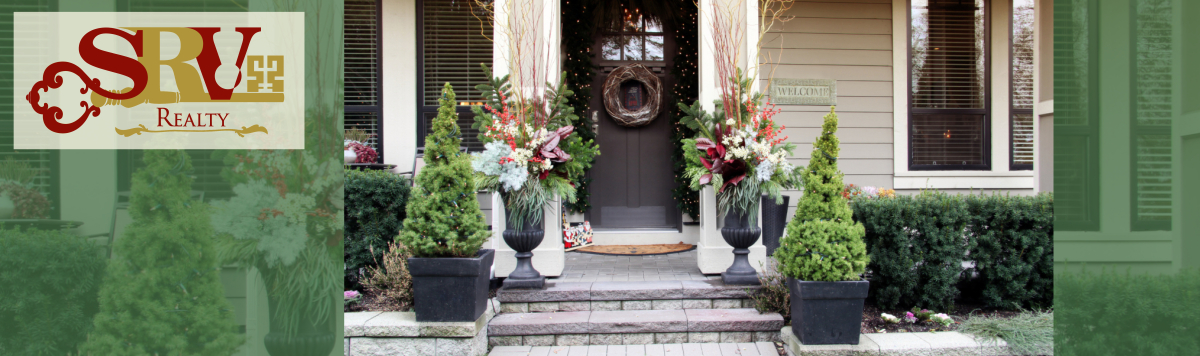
top-left (788, 278), bottom-right (869, 345)
top-left (408, 249), bottom-right (495, 322)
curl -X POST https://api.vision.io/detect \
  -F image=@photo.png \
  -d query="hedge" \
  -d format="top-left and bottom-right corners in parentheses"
top-left (345, 169), bottom-right (411, 289)
top-left (1055, 269), bottom-right (1200, 356)
top-left (851, 192), bottom-right (1053, 311)
top-left (965, 194), bottom-right (1053, 309)
top-left (0, 228), bottom-right (107, 356)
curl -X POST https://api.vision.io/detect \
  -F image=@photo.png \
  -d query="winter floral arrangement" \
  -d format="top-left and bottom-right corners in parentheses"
top-left (346, 142), bottom-right (378, 164)
top-left (930, 313), bottom-right (954, 326)
top-left (470, 64), bottom-right (598, 227)
top-left (678, 70), bottom-right (802, 220)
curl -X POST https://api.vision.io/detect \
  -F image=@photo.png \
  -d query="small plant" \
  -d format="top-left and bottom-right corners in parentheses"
top-left (881, 313), bottom-right (900, 324)
top-left (344, 290), bottom-right (362, 307)
top-left (931, 313), bottom-right (954, 327)
top-left (362, 241), bottom-right (415, 311)
top-left (748, 261), bottom-right (790, 321)
top-left (959, 311), bottom-right (1053, 355)
top-left (345, 127), bottom-right (374, 147)
top-left (910, 307), bottom-right (935, 322)
top-left (904, 311), bottom-right (918, 323)
top-left (347, 142), bottom-right (378, 163)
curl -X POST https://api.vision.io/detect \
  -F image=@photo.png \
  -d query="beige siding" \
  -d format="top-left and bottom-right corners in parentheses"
top-left (761, 0), bottom-right (894, 210)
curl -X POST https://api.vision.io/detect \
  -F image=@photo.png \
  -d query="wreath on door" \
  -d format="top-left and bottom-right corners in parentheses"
top-left (602, 64), bottom-right (662, 127)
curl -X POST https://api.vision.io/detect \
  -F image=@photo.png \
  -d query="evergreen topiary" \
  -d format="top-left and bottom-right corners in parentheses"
top-left (775, 107), bottom-right (869, 282)
top-left (399, 83), bottom-right (490, 258)
top-left (82, 151), bottom-right (242, 356)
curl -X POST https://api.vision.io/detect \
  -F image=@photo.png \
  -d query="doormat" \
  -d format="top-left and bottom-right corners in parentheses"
top-left (573, 244), bottom-right (696, 256)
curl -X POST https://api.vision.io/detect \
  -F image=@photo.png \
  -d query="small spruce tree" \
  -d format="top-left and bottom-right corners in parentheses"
top-left (82, 151), bottom-right (242, 356)
top-left (775, 107), bottom-right (870, 282)
top-left (399, 83), bottom-right (490, 257)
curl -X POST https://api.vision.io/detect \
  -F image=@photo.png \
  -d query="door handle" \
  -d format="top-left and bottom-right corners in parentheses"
top-left (592, 110), bottom-right (600, 139)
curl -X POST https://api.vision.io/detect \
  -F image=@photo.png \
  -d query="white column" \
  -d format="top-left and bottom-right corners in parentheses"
top-left (492, 193), bottom-right (566, 278)
top-left (492, 0), bottom-right (510, 78)
top-left (744, 0), bottom-right (760, 87)
top-left (698, 0), bottom-right (718, 112)
top-left (382, 0), bottom-right (418, 173)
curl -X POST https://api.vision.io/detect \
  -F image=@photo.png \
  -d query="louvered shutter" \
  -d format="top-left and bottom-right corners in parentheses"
top-left (1010, 0), bottom-right (1034, 170)
top-left (116, 0), bottom-right (249, 201)
top-left (1053, 0), bottom-right (1100, 231)
top-left (346, 0), bottom-right (382, 151)
top-left (1, 0), bottom-right (59, 218)
top-left (1132, 0), bottom-right (1172, 231)
top-left (910, 0), bottom-right (988, 169)
top-left (419, 0), bottom-right (493, 152)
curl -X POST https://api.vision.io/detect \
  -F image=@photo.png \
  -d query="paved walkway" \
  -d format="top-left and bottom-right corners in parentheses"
top-left (489, 343), bottom-right (780, 356)
top-left (554, 250), bottom-right (716, 282)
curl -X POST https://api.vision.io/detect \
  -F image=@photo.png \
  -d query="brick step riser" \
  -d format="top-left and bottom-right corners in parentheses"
top-left (498, 298), bottom-right (756, 313)
top-left (489, 331), bottom-right (781, 348)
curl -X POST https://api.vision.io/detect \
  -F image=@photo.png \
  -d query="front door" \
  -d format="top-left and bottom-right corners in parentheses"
top-left (587, 15), bottom-right (680, 230)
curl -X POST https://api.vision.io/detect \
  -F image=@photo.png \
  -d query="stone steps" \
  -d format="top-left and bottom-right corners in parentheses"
top-left (487, 308), bottom-right (784, 347)
top-left (497, 280), bottom-right (761, 313)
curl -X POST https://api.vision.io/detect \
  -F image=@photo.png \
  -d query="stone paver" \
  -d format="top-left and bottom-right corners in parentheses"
top-left (590, 310), bottom-right (688, 333)
top-left (685, 309), bottom-right (785, 332)
top-left (592, 281), bottom-right (685, 300)
top-left (490, 311), bottom-right (591, 336)
top-left (490, 343), bottom-right (788, 356)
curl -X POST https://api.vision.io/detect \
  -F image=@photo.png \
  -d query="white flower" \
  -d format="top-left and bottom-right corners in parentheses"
top-left (881, 313), bottom-right (900, 324)
top-left (541, 159), bottom-right (552, 170)
top-left (725, 118), bottom-right (734, 125)
top-left (511, 148), bottom-right (533, 167)
top-left (756, 160), bottom-right (775, 182)
top-left (931, 313), bottom-right (953, 326)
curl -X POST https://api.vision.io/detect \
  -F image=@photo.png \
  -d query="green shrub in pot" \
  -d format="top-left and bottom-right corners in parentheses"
top-left (344, 169), bottom-right (410, 289)
top-left (774, 107), bottom-right (870, 345)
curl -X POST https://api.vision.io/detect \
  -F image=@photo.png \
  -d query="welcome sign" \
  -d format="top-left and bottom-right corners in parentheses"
top-left (12, 12), bottom-right (305, 149)
top-left (768, 78), bottom-right (837, 106)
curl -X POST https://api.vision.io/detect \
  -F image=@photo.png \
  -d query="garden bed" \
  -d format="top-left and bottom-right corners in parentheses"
top-left (345, 288), bottom-right (411, 313)
top-left (859, 303), bottom-right (1026, 334)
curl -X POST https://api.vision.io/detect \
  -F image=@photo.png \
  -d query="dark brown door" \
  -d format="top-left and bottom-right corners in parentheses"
top-left (586, 15), bottom-right (680, 230)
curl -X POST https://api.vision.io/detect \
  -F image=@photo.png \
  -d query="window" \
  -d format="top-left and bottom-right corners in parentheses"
top-left (3, 0), bottom-right (61, 218)
top-left (1010, 0), bottom-right (1034, 170)
top-left (116, 0), bottom-right (247, 201)
top-left (909, 0), bottom-right (990, 170)
top-left (600, 14), bottom-right (665, 62)
top-left (418, 0), bottom-right (493, 152)
top-left (346, 0), bottom-right (383, 154)
top-left (1131, 0), bottom-right (1172, 231)
top-left (1054, 0), bottom-right (1100, 231)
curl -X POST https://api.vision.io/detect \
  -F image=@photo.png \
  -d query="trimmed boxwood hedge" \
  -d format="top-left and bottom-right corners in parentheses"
top-left (0, 228), bottom-right (106, 356)
top-left (345, 169), bottom-right (411, 289)
top-left (1055, 269), bottom-right (1200, 356)
top-left (851, 192), bottom-right (1053, 310)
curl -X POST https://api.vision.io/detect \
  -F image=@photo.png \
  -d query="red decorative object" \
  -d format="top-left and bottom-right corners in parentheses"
top-left (347, 142), bottom-right (378, 164)
top-left (0, 182), bottom-right (50, 219)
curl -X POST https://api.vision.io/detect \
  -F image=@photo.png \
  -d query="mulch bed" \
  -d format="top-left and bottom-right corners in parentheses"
top-left (344, 288), bottom-right (411, 313)
top-left (859, 303), bottom-right (1022, 334)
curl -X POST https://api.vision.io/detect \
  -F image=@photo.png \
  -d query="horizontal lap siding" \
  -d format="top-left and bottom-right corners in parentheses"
top-left (761, 0), bottom-right (894, 210)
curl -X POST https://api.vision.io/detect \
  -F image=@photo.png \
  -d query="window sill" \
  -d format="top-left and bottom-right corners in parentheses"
top-left (894, 174), bottom-right (1035, 190)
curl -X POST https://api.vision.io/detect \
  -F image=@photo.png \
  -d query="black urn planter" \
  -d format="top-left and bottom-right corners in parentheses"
top-left (501, 206), bottom-right (546, 289)
top-left (788, 278), bottom-right (869, 345)
top-left (408, 249), bottom-right (495, 322)
top-left (264, 295), bottom-right (335, 356)
top-left (720, 208), bottom-right (762, 285)
top-left (761, 194), bottom-right (790, 256)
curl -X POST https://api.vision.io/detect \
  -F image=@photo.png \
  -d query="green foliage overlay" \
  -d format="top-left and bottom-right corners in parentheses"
top-left (1055, 269), bottom-right (1200, 356)
top-left (83, 151), bottom-right (242, 356)
top-left (344, 169), bottom-right (411, 289)
top-left (774, 108), bottom-right (868, 282)
top-left (400, 83), bottom-right (490, 258)
top-left (851, 193), bottom-right (1053, 310)
top-left (0, 229), bottom-right (106, 356)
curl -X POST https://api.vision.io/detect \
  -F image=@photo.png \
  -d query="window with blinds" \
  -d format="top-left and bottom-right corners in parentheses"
top-left (1053, 0), bottom-right (1099, 231)
top-left (116, 0), bottom-right (248, 201)
top-left (346, 0), bottom-right (382, 152)
top-left (1010, 0), bottom-right (1034, 170)
top-left (1131, 0), bottom-right (1172, 231)
top-left (909, 0), bottom-right (989, 170)
top-left (2, 0), bottom-right (59, 218)
top-left (419, 0), bottom-right (493, 152)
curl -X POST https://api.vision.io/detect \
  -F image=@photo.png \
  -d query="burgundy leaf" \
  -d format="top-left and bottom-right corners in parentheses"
top-left (552, 147), bottom-right (570, 162)
top-left (696, 138), bottom-right (715, 150)
top-left (699, 173), bottom-right (712, 185)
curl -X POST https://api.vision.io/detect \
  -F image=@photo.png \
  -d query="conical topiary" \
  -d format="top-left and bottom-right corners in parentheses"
top-left (775, 107), bottom-right (869, 282)
top-left (398, 83), bottom-right (490, 257)
top-left (82, 151), bottom-right (242, 356)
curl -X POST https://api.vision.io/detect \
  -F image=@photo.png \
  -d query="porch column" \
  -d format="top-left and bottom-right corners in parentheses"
top-left (491, 193), bottom-right (566, 278)
top-left (489, 0), bottom-right (565, 279)
top-left (694, 0), bottom-right (768, 275)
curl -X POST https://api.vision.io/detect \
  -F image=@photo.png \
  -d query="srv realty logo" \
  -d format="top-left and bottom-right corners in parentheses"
top-left (13, 13), bottom-right (304, 149)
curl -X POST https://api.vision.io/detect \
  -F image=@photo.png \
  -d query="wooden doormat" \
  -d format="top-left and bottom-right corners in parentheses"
top-left (573, 244), bottom-right (696, 256)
